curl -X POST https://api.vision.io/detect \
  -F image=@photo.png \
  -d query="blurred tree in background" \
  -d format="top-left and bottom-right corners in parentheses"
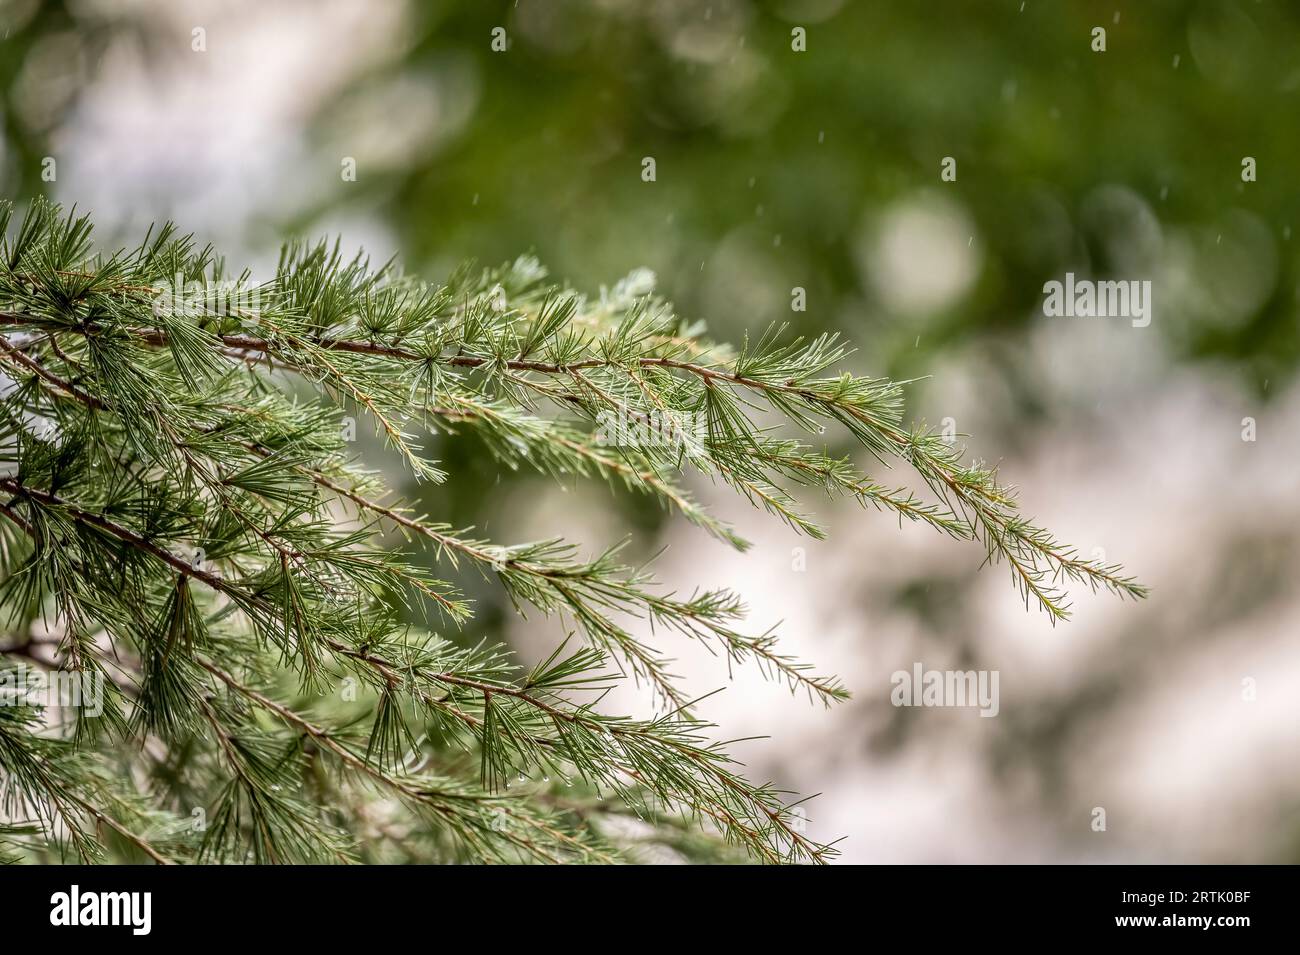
top-left (294, 0), bottom-right (1300, 386)
top-left (8, 1), bottom-right (1296, 385)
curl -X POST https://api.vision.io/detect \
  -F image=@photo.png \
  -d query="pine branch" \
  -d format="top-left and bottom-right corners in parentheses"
top-left (0, 199), bottom-right (1144, 865)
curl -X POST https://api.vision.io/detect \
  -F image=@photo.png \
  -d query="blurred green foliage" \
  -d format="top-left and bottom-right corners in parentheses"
top-left (298, 0), bottom-right (1300, 392)
top-left (9, 1), bottom-right (1294, 389)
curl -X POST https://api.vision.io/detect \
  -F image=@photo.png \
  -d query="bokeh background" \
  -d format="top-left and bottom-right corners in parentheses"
top-left (3, 0), bottom-right (1297, 862)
